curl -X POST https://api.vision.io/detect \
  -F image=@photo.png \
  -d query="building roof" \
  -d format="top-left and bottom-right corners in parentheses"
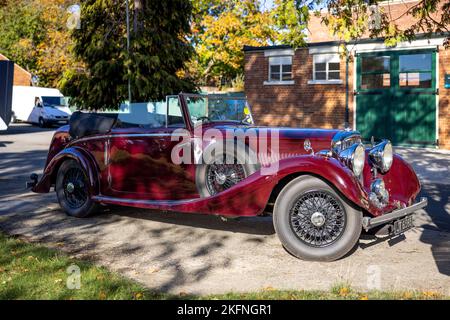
top-left (0, 53), bottom-right (31, 76)
top-left (243, 32), bottom-right (448, 52)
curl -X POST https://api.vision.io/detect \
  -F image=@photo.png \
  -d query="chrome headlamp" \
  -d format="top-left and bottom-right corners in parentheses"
top-left (338, 143), bottom-right (365, 177)
top-left (369, 140), bottom-right (393, 173)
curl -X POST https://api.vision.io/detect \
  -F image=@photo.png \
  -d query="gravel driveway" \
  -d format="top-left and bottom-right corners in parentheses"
top-left (1, 124), bottom-right (449, 295)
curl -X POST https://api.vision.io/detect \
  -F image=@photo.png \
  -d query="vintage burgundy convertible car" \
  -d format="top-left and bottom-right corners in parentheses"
top-left (29, 93), bottom-right (427, 261)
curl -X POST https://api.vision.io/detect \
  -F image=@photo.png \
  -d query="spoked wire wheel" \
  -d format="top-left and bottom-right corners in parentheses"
top-left (62, 167), bottom-right (88, 209)
top-left (205, 160), bottom-right (247, 196)
top-left (289, 190), bottom-right (346, 248)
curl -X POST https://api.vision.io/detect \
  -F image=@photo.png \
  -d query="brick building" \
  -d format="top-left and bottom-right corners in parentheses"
top-left (244, 1), bottom-right (449, 149)
top-left (0, 53), bottom-right (32, 86)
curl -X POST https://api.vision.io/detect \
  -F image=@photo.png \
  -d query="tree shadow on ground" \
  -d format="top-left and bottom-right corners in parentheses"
top-left (418, 183), bottom-right (450, 276)
top-left (0, 150), bottom-right (48, 199)
top-left (0, 124), bottom-right (55, 135)
top-left (111, 206), bottom-right (275, 236)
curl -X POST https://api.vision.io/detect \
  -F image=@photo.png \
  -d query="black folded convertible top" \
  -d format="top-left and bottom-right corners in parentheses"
top-left (69, 111), bottom-right (117, 139)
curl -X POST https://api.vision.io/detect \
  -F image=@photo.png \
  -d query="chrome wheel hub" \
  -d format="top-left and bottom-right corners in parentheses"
top-left (310, 211), bottom-right (326, 227)
top-left (66, 182), bottom-right (75, 193)
top-left (215, 172), bottom-right (227, 185)
top-left (205, 156), bottom-right (247, 196)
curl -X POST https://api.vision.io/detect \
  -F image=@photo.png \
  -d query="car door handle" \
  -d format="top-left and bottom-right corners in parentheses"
top-left (158, 138), bottom-right (169, 150)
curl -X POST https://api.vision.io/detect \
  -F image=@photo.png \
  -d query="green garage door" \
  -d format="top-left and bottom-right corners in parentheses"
top-left (356, 49), bottom-right (437, 146)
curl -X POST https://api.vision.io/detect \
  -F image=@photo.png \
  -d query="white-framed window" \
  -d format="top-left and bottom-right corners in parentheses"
top-left (309, 54), bottom-right (342, 84)
top-left (268, 56), bottom-right (292, 82)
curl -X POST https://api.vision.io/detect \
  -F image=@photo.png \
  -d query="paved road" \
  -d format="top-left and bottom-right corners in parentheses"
top-left (0, 124), bottom-right (449, 295)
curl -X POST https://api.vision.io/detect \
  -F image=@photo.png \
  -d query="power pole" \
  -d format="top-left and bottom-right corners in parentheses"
top-left (126, 0), bottom-right (132, 103)
top-left (345, 53), bottom-right (349, 129)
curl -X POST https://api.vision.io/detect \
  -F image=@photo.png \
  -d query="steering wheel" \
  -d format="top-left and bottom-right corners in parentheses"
top-left (195, 116), bottom-right (211, 123)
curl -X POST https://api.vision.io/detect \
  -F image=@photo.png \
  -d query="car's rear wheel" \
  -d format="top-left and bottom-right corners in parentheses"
top-left (195, 143), bottom-right (259, 197)
top-left (56, 160), bottom-right (98, 218)
top-left (38, 117), bottom-right (46, 128)
top-left (273, 175), bottom-right (362, 261)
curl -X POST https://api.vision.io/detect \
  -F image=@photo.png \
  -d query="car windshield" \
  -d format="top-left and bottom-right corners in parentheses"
top-left (184, 95), bottom-right (254, 126)
top-left (42, 96), bottom-right (66, 107)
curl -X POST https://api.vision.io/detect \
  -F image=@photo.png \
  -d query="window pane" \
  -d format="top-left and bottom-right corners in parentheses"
top-left (282, 64), bottom-right (292, 73)
top-left (168, 97), bottom-right (184, 127)
top-left (399, 53), bottom-right (432, 71)
top-left (328, 62), bottom-right (340, 71)
top-left (361, 56), bottom-right (390, 72)
top-left (269, 56), bottom-right (292, 65)
top-left (314, 54), bottom-right (340, 63)
top-left (270, 65), bottom-right (281, 81)
top-left (315, 72), bottom-right (326, 80)
top-left (328, 71), bottom-right (340, 80)
top-left (270, 65), bottom-right (280, 73)
top-left (399, 72), bottom-right (432, 88)
top-left (282, 72), bottom-right (292, 81)
top-left (279, 56), bottom-right (292, 65)
top-left (361, 73), bottom-right (390, 89)
top-left (118, 102), bottom-right (166, 128)
top-left (270, 72), bottom-right (280, 81)
top-left (315, 63), bottom-right (326, 71)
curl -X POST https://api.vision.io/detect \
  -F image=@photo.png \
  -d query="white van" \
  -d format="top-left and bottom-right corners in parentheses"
top-left (12, 86), bottom-right (72, 127)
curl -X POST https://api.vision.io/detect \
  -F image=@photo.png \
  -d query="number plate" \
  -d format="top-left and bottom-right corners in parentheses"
top-left (393, 215), bottom-right (414, 235)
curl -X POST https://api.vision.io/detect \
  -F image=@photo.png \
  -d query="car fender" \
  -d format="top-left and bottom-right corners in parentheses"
top-left (271, 155), bottom-right (369, 211)
top-left (32, 147), bottom-right (100, 194)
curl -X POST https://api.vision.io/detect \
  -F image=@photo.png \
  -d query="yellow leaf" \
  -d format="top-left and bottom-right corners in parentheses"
top-left (134, 292), bottom-right (143, 300)
top-left (147, 267), bottom-right (159, 274)
top-left (422, 291), bottom-right (440, 299)
top-left (339, 287), bottom-right (350, 296)
top-left (263, 286), bottom-right (276, 291)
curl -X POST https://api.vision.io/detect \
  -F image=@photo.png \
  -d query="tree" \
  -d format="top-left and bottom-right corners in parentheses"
top-left (0, 0), bottom-right (79, 87)
top-left (35, 0), bottom-right (81, 87)
top-left (190, 0), bottom-right (278, 87)
top-left (276, 0), bottom-right (450, 48)
top-left (0, 0), bottom-right (45, 74)
top-left (61, 0), bottom-right (196, 110)
top-left (271, 0), bottom-right (311, 48)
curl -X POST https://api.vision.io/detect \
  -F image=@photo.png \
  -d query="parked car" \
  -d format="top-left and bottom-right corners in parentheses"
top-left (12, 86), bottom-right (72, 127)
top-left (28, 94), bottom-right (427, 261)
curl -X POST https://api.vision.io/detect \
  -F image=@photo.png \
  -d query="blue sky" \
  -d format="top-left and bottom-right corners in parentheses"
top-left (260, 0), bottom-right (275, 11)
top-left (260, 0), bottom-right (325, 11)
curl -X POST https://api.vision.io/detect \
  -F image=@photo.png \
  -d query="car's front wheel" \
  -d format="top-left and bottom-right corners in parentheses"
top-left (56, 160), bottom-right (98, 218)
top-left (273, 175), bottom-right (362, 261)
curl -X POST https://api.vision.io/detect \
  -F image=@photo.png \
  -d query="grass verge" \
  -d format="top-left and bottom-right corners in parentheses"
top-left (0, 232), bottom-right (446, 300)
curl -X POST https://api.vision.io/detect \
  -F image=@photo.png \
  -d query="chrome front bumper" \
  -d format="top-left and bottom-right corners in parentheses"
top-left (362, 197), bottom-right (428, 231)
